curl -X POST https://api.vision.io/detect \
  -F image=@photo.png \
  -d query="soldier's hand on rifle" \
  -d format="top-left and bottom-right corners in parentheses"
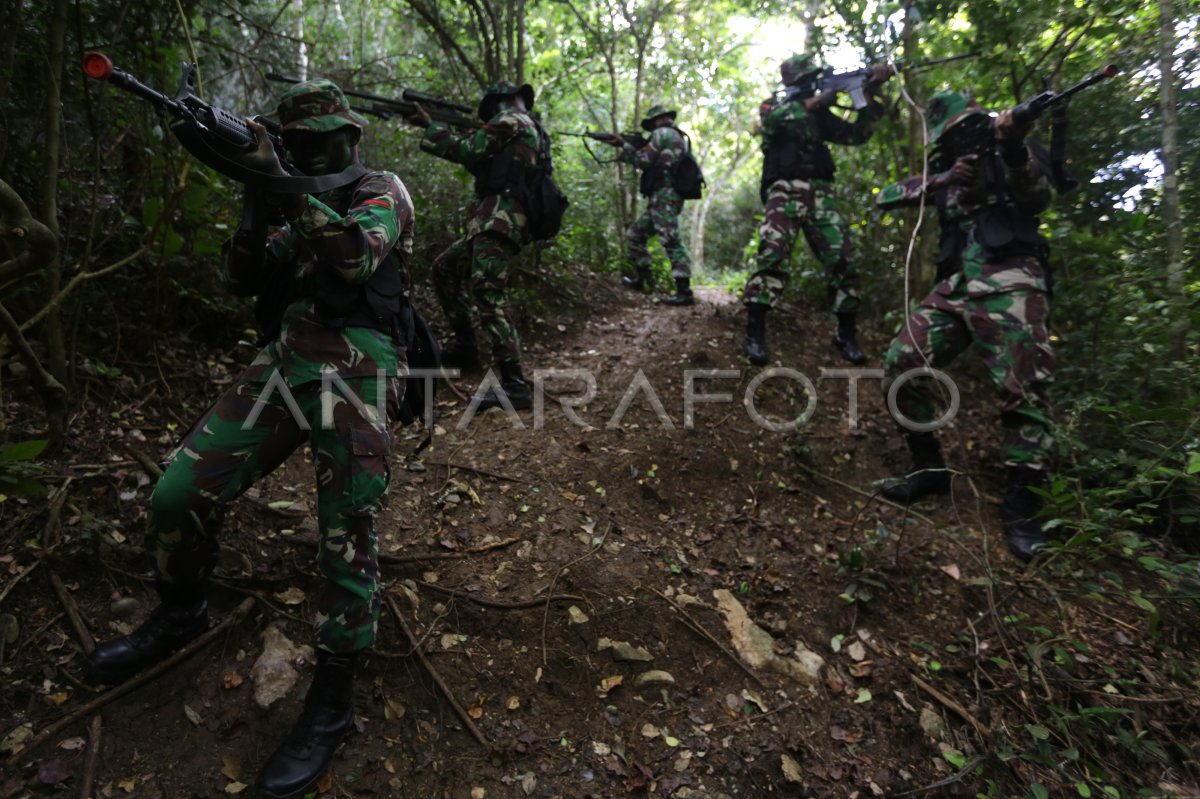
top-left (993, 109), bottom-right (1032, 142)
top-left (945, 154), bottom-right (981, 187)
top-left (867, 64), bottom-right (895, 86)
top-left (408, 103), bottom-right (433, 128)
top-left (804, 90), bottom-right (838, 111)
top-left (240, 119), bottom-right (287, 177)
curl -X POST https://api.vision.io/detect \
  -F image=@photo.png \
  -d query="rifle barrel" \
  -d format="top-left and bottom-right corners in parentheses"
top-left (265, 71), bottom-right (472, 115)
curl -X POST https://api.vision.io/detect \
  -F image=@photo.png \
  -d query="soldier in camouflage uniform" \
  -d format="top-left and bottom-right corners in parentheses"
top-left (85, 80), bottom-right (413, 797)
top-left (410, 82), bottom-right (544, 411)
top-left (619, 104), bottom-right (696, 306)
top-left (875, 91), bottom-right (1056, 562)
top-left (742, 53), bottom-right (893, 366)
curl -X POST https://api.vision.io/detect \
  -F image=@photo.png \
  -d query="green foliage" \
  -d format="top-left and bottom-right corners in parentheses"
top-left (0, 439), bottom-right (51, 500)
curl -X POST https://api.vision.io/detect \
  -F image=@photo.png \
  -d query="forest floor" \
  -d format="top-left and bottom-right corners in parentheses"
top-left (1, 268), bottom-right (1197, 799)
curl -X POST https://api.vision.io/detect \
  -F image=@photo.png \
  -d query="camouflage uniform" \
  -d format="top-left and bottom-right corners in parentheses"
top-left (148, 81), bottom-right (415, 653)
top-left (621, 112), bottom-right (692, 280)
top-left (742, 62), bottom-right (882, 314)
top-left (878, 93), bottom-right (1055, 467)
top-left (422, 87), bottom-right (540, 366)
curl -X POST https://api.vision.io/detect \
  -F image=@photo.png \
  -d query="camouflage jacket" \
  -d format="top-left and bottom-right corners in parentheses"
top-left (758, 97), bottom-right (881, 148)
top-left (758, 96), bottom-right (881, 192)
top-left (875, 148), bottom-right (1051, 296)
top-left (620, 126), bottom-right (686, 200)
top-left (223, 170), bottom-right (415, 386)
top-left (421, 109), bottom-right (540, 245)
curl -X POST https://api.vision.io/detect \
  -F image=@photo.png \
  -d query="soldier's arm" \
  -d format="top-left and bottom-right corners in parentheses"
top-left (289, 172), bottom-right (414, 286)
top-left (875, 167), bottom-right (959, 211)
top-left (995, 111), bottom-right (1053, 213)
top-left (817, 97), bottom-right (884, 146)
top-left (420, 112), bottom-right (518, 165)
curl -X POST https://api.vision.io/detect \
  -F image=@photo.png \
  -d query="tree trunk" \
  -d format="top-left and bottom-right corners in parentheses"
top-left (40, 0), bottom-right (69, 407)
top-left (1158, 0), bottom-right (1187, 358)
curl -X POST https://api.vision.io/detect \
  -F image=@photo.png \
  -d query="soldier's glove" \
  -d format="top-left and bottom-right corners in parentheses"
top-left (239, 119), bottom-right (287, 177)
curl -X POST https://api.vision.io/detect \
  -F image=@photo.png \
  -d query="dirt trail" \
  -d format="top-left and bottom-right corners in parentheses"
top-left (3, 278), bottom-right (1023, 798)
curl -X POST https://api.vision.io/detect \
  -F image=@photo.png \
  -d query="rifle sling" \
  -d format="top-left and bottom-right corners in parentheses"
top-left (170, 119), bottom-right (369, 193)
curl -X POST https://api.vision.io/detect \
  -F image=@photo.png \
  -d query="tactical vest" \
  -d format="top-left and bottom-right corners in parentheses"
top-left (760, 108), bottom-right (836, 197)
top-left (972, 141), bottom-right (1049, 260)
top-left (252, 175), bottom-right (407, 343)
top-left (468, 116), bottom-right (541, 202)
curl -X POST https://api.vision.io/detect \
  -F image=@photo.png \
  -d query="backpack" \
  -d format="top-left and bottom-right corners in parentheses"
top-left (671, 129), bottom-right (706, 200)
top-left (393, 297), bottom-right (441, 454)
top-left (524, 120), bottom-right (569, 241)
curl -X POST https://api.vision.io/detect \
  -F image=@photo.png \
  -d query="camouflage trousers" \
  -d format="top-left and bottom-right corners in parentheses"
top-left (743, 179), bottom-right (859, 314)
top-left (147, 373), bottom-right (399, 653)
top-left (433, 231), bottom-right (523, 365)
top-left (883, 276), bottom-right (1055, 467)
top-left (627, 188), bottom-right (691, 279)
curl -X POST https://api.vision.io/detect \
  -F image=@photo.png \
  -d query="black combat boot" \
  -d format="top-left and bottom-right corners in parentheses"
top-left (743, 304), bottom-right (770, 366)
top-left (662, 277), bottom-right (696, 307)
top-left (621, 268), bottom-right (652, 292)
top-left (439, 327), bottom-right (479, 370)
top-left (474, 360), bottom-right (532, 411)
top-left (257, 651), bottom-right (357, 799)
top-left (881, 433), bottom-right (952, 503)
top-left (1000, 465), bottom-right (1048, 562)
top-left (85, 582), bottom-right (208, 684)
top-left (832, 311), bottom-right (867, 364)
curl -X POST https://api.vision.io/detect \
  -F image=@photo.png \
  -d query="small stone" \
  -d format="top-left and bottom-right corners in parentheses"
top-left (919, 707), bottom-right (946, 740)
top-left (635, 670), bottom-right (675, 688)
top-left (109, 597), bottom-right (141, 620)
top-left (610, 641), bottom-right (653, 662)
top-left (567, 606), bottom-right (589, 624)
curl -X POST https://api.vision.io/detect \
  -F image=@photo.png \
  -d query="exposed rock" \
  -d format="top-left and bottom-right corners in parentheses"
top-left (713, 589), bottom-right (824, 687)
top-left (251, 623), bottom-right (312, 709)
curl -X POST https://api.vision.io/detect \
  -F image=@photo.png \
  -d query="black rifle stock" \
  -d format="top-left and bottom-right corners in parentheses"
top-left (265, 71), bottom-right (479, 130)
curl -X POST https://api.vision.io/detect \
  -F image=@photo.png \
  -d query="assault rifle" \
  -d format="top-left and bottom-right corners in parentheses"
top-left (265, 72), bottom-right (478, 130)
top-left (559, 130), bottom-right (649, 164)
top-left (935, 64), bottom-right (1119, 191)
top-left (780, 53), bottom-right (978, 110)
top-left (559, 130), bottom-right (649, 148)
top-left (82, 52), bottom-right (366, 194)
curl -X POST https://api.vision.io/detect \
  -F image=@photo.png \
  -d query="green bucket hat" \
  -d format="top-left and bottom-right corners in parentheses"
top-left (479, 81), bottom-right (535, 121)
top-left (780, 53), bottom-right (818, 86)
top-left (277, 78), bottom-right (369, 133)
top-left (640, 104), bottom-right (677, 131)
top-left (927, 89), bottom-right (981, 142)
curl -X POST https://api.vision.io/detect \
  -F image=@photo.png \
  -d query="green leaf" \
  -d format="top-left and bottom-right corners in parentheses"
top-left (1076, 783), bottom-right (1092, 797)
top-left (1031, 785), bottom-right (1049, 799)
top-left (0, 439), bottom-right (48, 463)
top-left (1026, 724), bottom-right (1051, 741)
top-left (1186, 452), bottom-right (1200, 475)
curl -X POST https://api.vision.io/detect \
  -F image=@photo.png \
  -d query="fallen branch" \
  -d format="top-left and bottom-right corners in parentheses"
top-left (0, 558), bottom-right (42, 605)
top-left (382, 536), bottom-right (522, 563)
top-left (429, 460), bottom-right (532, 485)
top-left (49, 571), bottom-right (94, 653)
top-left (794, 463), bottom-right (939, 528)
top-left (415, 579), bottom-right (583, 609)
top-left (5, 597), bottom-right (256, 767)
top-left (649, 587), bottom-right (764, 688)
top-left (382, 589), bottom-right (489, 749)
top-left (911, 673), bottom-right (990, 740)
top-left (78, 715), bottom-right (102, 799)
top-left (889, 755), bottom-right (987, 797)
